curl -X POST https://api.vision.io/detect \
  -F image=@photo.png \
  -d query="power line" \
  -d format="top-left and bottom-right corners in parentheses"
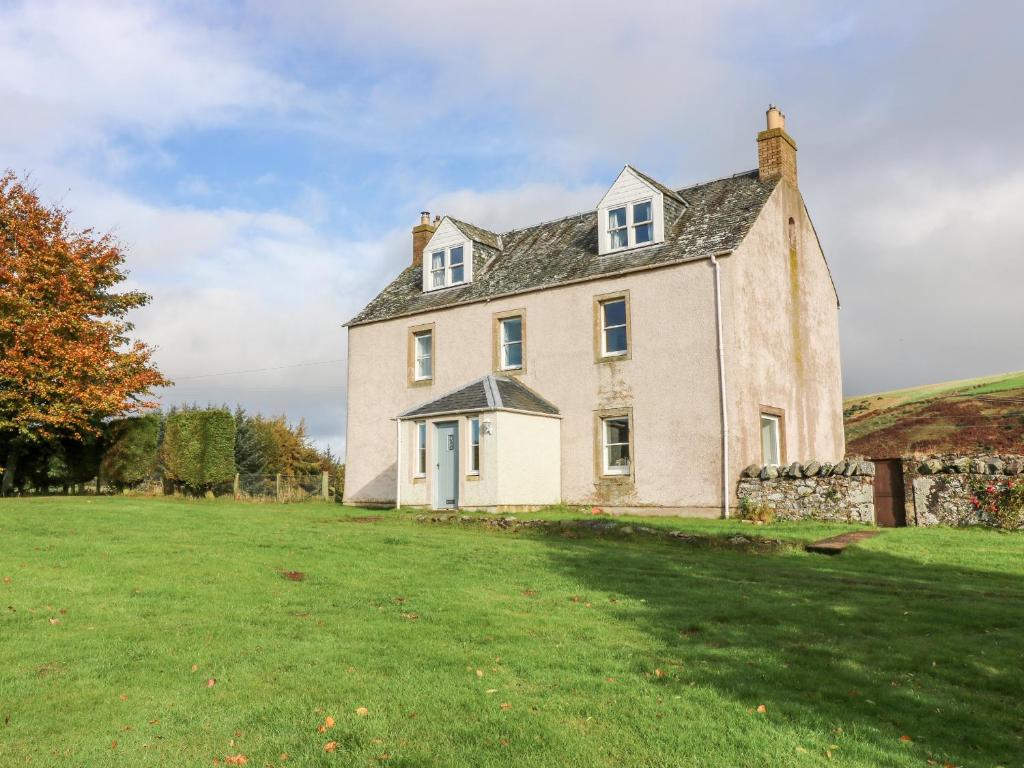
top-left (164, 358), bottom-right (344, 382)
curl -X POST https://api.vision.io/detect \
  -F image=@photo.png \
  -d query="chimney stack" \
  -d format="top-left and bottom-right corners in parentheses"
top-left (757, 105), bottom-right (797, 187)
top-left (412, 210), bottom-right (437, 268)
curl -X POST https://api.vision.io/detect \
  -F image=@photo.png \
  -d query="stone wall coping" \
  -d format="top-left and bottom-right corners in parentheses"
top-left (913, 455), bottom-right (1024, 477)
top-left (740, 459), bottom-right (874, 481)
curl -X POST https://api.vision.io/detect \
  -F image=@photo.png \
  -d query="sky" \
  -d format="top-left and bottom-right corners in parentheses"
top-left (1, 0), bottom-right (1022, 457)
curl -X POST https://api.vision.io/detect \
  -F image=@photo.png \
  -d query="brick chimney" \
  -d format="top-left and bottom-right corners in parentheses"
top-left (757, 105), bottom-right (797, 186)
top-left (411, 211), bottom-right (437, 268)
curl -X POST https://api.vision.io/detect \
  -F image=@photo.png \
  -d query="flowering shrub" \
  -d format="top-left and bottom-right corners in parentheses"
top-left (967, 476), bottom-right (1024, 530)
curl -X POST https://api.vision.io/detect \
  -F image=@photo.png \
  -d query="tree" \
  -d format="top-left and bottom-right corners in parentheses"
top-left (0, 171), bottom-right (168, 494)
top-left (101, 414), bottom-right (160, 490)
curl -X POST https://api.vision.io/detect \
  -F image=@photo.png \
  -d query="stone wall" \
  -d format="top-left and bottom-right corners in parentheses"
top-left (736, 459), bottom-right (875, 523)
top-left (908, 455), bottom-right (1024, 528)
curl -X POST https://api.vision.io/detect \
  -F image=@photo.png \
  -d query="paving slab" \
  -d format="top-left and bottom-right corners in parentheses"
top-left (805, 530), bottom-right (881, 555)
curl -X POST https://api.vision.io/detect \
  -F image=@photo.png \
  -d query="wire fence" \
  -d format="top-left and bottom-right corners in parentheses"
top-left (218, 472), bottom-right (334, 503)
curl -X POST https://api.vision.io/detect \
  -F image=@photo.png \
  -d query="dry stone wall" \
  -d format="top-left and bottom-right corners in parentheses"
top-left (908, 455), bottom-right (1024, 528)
top-left (736, 459), bottom-right (875, 523)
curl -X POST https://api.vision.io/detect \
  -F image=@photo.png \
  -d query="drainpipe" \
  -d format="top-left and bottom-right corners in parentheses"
top-left (394, 418), bottom-right (402, 510)
top-left (710, 253), bottom-right (730, 519)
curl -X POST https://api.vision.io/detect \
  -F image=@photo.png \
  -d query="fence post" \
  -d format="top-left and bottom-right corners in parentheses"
top-left (233, 473), bottom-right (240, 499)
top-left (276, 473), bottom-right (281, 502)
top-left (321, 470), bottom-right (329, 501)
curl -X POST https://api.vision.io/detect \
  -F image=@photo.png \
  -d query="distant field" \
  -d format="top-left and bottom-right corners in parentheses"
top-left (845, 370), bottom-right (1024, 456)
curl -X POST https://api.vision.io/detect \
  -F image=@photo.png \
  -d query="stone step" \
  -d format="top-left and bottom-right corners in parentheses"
top-left (805, 530), bottom-right (881, 555)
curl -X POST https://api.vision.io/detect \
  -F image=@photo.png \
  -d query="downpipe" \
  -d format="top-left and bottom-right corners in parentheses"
top-left (710, 253), bottom-right (730, 519)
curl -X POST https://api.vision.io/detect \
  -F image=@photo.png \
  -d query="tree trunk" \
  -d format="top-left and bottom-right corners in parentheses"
top-left (1, 443), bottom-right (21, 497)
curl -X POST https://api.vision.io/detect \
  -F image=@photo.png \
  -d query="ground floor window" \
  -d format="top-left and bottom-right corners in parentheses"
top-left (602, 416), bottom-right (630, 475)
top-left (760, 412), bottom-right (781, 465)
top-left (469, 417), bottom-right (480, 473)
top-left (415, 421), bottom-right (427, 476)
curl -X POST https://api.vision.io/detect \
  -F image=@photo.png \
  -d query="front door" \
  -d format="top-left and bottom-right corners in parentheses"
top-left (873, 459), bottom-right (906, 527)
top-left (434, 421), bottom-right (459, 509)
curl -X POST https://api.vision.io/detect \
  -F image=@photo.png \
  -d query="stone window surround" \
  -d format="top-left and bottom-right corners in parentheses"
top-left (593, 289), bottom-right (632, 364)
top-left (759, 405), bottom-right (787, 466)
top-left (491, 308), bottom-right (527, 375)
top-left (593, 406), bottom-right (635, 483)
top-left (407, 322), bottom-right (435, 388)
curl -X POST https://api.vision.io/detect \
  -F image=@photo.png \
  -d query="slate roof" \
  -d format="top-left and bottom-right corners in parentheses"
top-left (398, 374), bottom-right (560, 419)
top-left (348, 169), bottom-right (777, 327)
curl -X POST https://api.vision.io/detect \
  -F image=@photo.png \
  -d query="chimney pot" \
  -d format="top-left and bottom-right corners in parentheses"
top-left (412, 210), bottom-right (438, 268)
top-left (766, 105), bottom-right (785, 131)
top-left (420, 211), bottom-right (430, 225)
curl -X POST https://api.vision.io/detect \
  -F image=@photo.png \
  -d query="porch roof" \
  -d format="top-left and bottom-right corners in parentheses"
top-left (398, 374), bottom-right (560, 420)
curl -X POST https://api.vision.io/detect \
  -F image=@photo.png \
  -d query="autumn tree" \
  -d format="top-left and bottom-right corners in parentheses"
top-left (0, 171), bottom-right (168, 495)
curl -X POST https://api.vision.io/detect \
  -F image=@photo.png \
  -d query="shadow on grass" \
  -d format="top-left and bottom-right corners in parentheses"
top-left (540, 531), bottom-right (1024, 766)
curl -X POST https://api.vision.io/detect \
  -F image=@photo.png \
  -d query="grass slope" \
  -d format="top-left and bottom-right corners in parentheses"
top-left (845, 370), bottom-right (1024, 456)
top-left (3, 498), bottom-right (1024, 766)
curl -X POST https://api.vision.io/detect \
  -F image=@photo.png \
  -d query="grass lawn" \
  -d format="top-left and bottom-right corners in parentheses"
top-left (2, 499), bottom-right (1023, 767)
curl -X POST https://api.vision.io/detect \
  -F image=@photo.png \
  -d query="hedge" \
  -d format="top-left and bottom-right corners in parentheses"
top-left (101, 414), bottom-right (160, 488)
top-left (162, 409), bottom-right (236, 492)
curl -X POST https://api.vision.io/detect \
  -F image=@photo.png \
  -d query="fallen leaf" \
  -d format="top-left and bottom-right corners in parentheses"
top-left (606, 677), bottom-right (616, 683)
top-left (500, 703), bottom-right (512, 711)
top-left (521, 590), bottom-right (536, 597)
top-left (654, 668), bottom-right (665, 678)
top-left (207, 678), bottom-right (217, 688)
top-left (756, 704), bottom-right (767, 714)
top-left (282, 571), bottom-right (305, 581)
top-left (317, 725), bottom-right (326, 734)
top-left (111, 740), bottom-right (117, 749)
top-left (191, 664), bottom-right (199, 672)
top-left (48, 617), bottom-right (60, 625)
top-left (324, 716), bottom-right (335, 728)
top-left (499, 738), bottom-right (509, 747)
top-left (401, 612), bottom-right (418, 621)
top-left (225, 755), bottom-right (248, 766)
top-left (119, 694), bottom-right (128, 702)
top-left (279, 754), bottom-right (288, 762)
top-left (355, 707), bottom-right (369, 717)
top-left (2, 576), bottom-right (11, 584)
top-left (324, 741), bottom-right (337, 752)
top-left (486, 689), bottom-right (498, 694)
top-left (899, 735), bottom-right (912, 743)
top-left (476, 670), bottom-right (484, 678)
top-left (149, 719), bottom-right (160, 725)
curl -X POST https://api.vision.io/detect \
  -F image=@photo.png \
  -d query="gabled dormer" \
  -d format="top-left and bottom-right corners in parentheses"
top-left (596, 166), bottom-right (686, 256)
top-left (419, 216), bottom-right (502, 292)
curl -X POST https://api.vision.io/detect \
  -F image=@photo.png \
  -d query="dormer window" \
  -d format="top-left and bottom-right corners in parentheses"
top-left (449, 246), bottom-right (465, 283)
top-left (428, 244), bottom-right (467, 290)
top-left (420, 216), bottom-right (498, 292)
top-left (597, 167), bottom-right (678, 256)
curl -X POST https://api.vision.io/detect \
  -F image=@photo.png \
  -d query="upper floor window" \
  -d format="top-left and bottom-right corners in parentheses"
top-left (600, 298), bottom-right (628, 357)
top-left (500, 316), bottom-right (523, 370)
top-left (428, 244), bottom-right (467, 290)
top-left (414, 330), bottom-right (432, 381)
top-left (607, 199), bottom-right (654, 252)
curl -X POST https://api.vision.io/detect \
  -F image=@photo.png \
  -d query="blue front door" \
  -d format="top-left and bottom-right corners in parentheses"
top-left (434, 421), bottom-right (459, 509)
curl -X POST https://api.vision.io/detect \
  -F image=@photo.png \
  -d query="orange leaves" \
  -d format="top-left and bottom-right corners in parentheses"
top-left (499, 703), bottom-right (512, 712)
top-left (355, 707), bottom-right (369, 717)
top-left (899, 734), bottom-right (913, 742)
top-left (323, 741), bottom-right (338, 753)
top-left (756, 704), bottom-right (767, 714)
top-left (225, 755), bottom-right (248, 765)
top-left (206, 678), bottom-right (217, 688)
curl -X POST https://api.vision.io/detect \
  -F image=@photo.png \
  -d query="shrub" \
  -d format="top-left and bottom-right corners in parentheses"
top-left (162, 409), bottom-right (236, 493)
top-left (738, 496), bottom-right (777, 524)
top-left (102, 414), bottom-right (160, 489)
top-left (967, 476), bottom-right (1024, 530)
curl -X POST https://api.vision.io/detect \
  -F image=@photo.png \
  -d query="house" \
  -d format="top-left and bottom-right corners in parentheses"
top-left (343, 107), bottom-right (844, 516)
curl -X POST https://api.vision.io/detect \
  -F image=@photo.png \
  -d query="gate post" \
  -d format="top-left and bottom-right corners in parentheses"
top-left (321, 470), bottom-right (329, 501)
top-left (275, 473), bottom-right (281, 502)
top-left (233, 473), bottom-right (240, 499)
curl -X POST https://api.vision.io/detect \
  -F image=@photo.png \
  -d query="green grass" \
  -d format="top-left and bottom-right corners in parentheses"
top-left (2, 499), bottom-right (1023, 767)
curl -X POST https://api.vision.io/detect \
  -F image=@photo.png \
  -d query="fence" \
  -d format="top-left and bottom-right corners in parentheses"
top-left (216, 471), bottom-right (334, 502)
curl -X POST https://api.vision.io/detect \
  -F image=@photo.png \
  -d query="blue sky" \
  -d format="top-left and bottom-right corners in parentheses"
top-left (2, 0), bottom-right (1022, 455)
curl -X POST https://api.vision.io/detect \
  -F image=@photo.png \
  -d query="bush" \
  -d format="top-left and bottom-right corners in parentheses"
top-left (162, 409), bottom-right (236, 493)
top-left (967, 476), bottom-right (1024, 530)
top-left (102, 414), bottom-right (160, 489)
top-left (738, 496), bottom-right (777, 524)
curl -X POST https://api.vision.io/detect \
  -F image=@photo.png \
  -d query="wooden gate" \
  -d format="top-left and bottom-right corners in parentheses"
top-left (872, 459), bottom-right (906, 527)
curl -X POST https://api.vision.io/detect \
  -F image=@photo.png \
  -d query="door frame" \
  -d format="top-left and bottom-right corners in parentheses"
top-left (433, 420), bottom-right (460, 510)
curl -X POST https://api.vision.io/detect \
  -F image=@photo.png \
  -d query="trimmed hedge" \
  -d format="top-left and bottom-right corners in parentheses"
top-left (162, 409), bottom-right (236, 492)
top-left (101, 414), bottom-right (160, 488)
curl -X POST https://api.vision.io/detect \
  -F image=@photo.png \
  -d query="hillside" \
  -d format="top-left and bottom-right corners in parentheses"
top-left (844, 371), bottom-right (1024, 457)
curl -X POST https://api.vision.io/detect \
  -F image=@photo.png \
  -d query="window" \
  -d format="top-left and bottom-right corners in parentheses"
top-left (601, 298), bottom-right (628, 357)
top-left (415, 421), bottom-right (427, 476)
top-left (469, 417), bottom-right (480, 474)
top-left (500, 316), bottom-right (523, 370)
top-left (633, 200), bottom-right (652, 244)
top-left (414, 330), bottom-right (432, 381)
top-left (449, 246), bottom-right (465, 284)
top-left (430, 250), bottom-right (445, 288)
top-left (608, 206), bottom-right (628, 250)
top-left (602, 416), bottom-right (630, 475)
top-left (761, 413), bottom-right (781, 466)
top-left (606, 199), bottom-right (654, 251)
top-left (426, 244), bottom-right (470, 290)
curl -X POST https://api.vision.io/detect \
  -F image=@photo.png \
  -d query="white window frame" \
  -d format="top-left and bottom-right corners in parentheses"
top-left (468, 417), bottom-right (480, 474)
top-left (499, 316), bottom-right (523, 371)
top-left (600, 299), bottom-right (628, 357)
top-left (415, 421), bottom-right (427, 476)
top-left (602, 416), bottom-right (631, 476)
top-left (760, 413), bottom-right (781, 466)
top-left (413, 330), bottom-right (432, 381)
top-left (448, 245), bottom-right (465, 285)
top-left (606, 198), bottom-right (654, 252)
top-left (430, 250), bottom-right (445, 289)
